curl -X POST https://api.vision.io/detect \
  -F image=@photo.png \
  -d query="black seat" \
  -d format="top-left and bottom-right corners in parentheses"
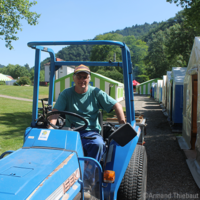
top-left (98, 110), bottom-right (103, 137)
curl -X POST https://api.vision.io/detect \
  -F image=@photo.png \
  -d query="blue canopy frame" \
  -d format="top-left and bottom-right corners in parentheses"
top-left (27, 40), bottom-right (135, 127)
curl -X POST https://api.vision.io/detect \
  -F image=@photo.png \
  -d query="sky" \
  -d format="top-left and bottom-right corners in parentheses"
top-left (0, 0), bottom-right (183, 68)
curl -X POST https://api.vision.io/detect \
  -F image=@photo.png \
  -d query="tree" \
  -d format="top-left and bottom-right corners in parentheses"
top-left (30, 68), bottom-right (34, 81)
top-left (15, 76), bottom-right (31, 85)
top-left (0, 0), bottom-right (40, 49)
top-left (144, 31), bottom-right (171, 79)
top-left (24, 63), bottom-right (30, 71)
top-left (0, 64), bottom-right (31, 79)
top-left (90, 33), bottom-right (124, 75)
top-left (166, 0), bottom-right (200, 33)
top-left (90, 33), bottom-right (148, 82)
top-left (166, 0), bottom-right (194, 8)
top-left (13, 65), bottom-right (30, 78)
top-left (40, 70), bottom-right (45, 81)
top-left (95, 68), bottom-right (124, 83)
top-left (165, 23), bottom-right (195, 66)
top-left (56, 45), bottom-right (92, 62)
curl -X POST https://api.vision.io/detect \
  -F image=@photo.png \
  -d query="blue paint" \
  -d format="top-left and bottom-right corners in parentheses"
top-left (152, 87), bottom-right (154, 98)
top-left (172, 85), bottom-right (184, 123)
top-left (104, 127), bottom-right (139, 199)
top-left (0, 148), bottom-right (79, 200)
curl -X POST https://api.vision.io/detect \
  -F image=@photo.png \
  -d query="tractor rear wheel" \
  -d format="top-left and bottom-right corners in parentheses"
top-left (118, 145), bottom-right (147, 200)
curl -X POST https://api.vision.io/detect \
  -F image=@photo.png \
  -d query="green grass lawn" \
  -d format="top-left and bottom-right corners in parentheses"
top-left (0, 97), bottom-right (33, 155)
top-left (0, 85), bottom-right (49, 99)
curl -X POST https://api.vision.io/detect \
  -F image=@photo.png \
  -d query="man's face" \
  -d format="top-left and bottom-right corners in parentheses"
top-left (73, 72), bottom-right (90, 91)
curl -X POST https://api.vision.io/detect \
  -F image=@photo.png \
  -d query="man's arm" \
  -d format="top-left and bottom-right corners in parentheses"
top-left (113, 102), bottom-right (126, 124)
top-left (48, 108), bottom-right (60, 129)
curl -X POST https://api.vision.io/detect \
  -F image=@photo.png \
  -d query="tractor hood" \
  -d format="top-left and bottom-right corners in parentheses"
top-left (0, 128), bottom-right (84, 200)
top-left (0, 149), bottom-right (80, 200)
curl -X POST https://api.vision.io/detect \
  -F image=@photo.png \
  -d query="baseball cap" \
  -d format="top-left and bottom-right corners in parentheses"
top-left (74, 64), bottom-right (91, 74)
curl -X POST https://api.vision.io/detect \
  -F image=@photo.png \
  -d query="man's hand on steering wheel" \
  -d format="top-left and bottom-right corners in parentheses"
top-left (46, 110), bottom-right (88, 132)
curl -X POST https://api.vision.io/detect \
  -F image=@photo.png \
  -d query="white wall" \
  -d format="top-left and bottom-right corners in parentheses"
top-left (45, 65), bottom-right (50, 82)
top-left (95, 78), bottom-right (100, 89)
top-left (105, 81), bottom-right (110, 95)
top-left (55, 81), bottom-right (60, 101)
top-left (143, 85), bottom-right (146, 94)
top-left (45, 65), bottom-right (74, 82)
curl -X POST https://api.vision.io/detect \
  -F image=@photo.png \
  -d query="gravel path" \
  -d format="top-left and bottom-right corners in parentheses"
top-left (0, 94), bottom-right (33, 102)
top-left (134, 94), bottom-right (200, 200)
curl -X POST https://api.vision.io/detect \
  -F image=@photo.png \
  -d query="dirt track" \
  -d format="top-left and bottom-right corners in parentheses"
top-left (133, 94), bottom-right (200, 200)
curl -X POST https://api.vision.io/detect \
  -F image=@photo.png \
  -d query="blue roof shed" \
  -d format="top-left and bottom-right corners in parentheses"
top-left (171, 67), bottom-right (187, 124)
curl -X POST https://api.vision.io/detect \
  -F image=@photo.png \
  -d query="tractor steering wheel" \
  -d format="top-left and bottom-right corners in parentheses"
top-left (46, 111), bottom-right (88, 131)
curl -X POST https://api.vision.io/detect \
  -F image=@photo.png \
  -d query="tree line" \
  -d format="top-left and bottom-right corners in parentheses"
top-left (0, 64), bottom-right (45, 82)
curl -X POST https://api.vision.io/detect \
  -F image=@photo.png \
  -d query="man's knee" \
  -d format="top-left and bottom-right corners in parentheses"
top-left (92, 140), bottom-right (105, 152)
top-left (97, 141), bottom-right (105, 152)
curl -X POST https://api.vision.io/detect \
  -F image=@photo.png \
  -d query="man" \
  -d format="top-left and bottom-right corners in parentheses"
top-left (49, 64), bottom-right (125, 162)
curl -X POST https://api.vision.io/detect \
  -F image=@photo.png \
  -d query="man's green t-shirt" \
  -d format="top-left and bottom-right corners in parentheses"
top-left (54, 85), bottom-right (117, 132)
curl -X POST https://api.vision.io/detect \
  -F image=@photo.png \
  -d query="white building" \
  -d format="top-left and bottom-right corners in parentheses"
top-left (44, 58), bottom-right (74, 82)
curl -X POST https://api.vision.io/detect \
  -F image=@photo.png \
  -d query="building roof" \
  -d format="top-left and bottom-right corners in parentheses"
top-left (133, 80), bottom-right (140, 86)
top-left (0, 73), bottom-right (12, 81)
top-left (136, 78), bottom-right (160, 86)
top-left (92, 72), bottom-right (124, 86)
top-left (5, 75), bottom-right (14, 80)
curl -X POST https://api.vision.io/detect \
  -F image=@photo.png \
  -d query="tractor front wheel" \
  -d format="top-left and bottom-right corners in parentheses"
top-left (118, 145), bottom-right (147, 200)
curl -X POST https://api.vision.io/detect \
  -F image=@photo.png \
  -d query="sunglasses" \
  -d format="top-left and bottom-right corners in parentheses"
top-left (76, 75), bottom-right (89, 80)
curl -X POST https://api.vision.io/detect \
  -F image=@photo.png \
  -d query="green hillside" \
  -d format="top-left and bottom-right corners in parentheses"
top-left (108, 22), bottom-right (160, 38)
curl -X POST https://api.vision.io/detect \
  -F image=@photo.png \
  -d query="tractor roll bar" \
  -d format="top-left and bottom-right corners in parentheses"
top-left (28, 40), bottom-right (135, 127)
top-left (28, 40), bottom-right (125, 48)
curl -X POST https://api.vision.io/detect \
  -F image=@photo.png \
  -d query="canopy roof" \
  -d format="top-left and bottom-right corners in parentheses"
top-left (184, 37), bottom-right (200, 80)
top-left (171, 67), bottom-right (187, 85)
top-left (0, 73), bottom-right (12, 81)
top-left (133, 80), bottom-right (140, 86)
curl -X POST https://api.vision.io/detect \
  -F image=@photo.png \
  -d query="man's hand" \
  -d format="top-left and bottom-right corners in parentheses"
top-left (48, 108), bottom-right (59, 129)
top-left (113, 103), bottom-right (126, 124)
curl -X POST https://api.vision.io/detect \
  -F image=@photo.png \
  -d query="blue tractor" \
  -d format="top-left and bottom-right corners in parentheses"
top-left (0, 41), bottom-right (147, 200)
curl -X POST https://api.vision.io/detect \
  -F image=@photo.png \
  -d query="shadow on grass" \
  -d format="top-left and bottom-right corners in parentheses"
top-left (0, 112), bottom-right (32, 138)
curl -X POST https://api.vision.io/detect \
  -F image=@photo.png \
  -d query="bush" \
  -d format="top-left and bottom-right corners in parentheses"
top-left (0, 81), bottom-right (6, 85)
top-left (16, 77), bottom-right (32, 86)
top-left (13, 82), bottom-right (20, 86)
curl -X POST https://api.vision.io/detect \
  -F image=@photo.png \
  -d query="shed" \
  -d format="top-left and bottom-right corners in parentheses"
top-left (133, 80), bottom-right (140, 92)
top-left (156, 80), bottom-right (163, 102)
top-left (5, 80), bottom-right (17, 85)
top-left (162, 75), bottom-right (167, 107)
top-left (54, 72), bottom-right (124, 102)
top-left (176, 37), bottom-right (200, 188)
top-left (166, 71), bottom-right (172, 119)
top-left (136, 78), bottom-right (160, 95)
top-left (170, 67), bottom-right (187, 126)
top-left (151, 82), bottom-right (156, 98)
top-left (153, 83), bottom-right (157, 100)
